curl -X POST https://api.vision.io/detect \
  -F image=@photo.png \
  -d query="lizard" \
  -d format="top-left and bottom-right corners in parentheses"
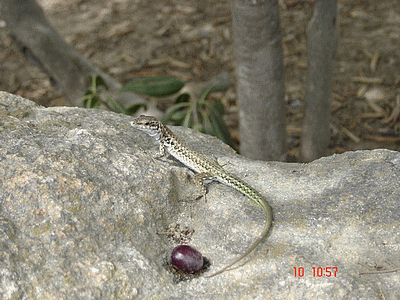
top-left (130, 115), bottom-right (273, 277)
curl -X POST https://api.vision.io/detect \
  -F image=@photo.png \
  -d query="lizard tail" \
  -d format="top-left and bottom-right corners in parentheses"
top-left (206, 198), bottom-right (273, 278)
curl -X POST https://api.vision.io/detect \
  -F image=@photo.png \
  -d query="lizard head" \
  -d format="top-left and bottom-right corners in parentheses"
top-left (131, 115), bottom-right (163, 139)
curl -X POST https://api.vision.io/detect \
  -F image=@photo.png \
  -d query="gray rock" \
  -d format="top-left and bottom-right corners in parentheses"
top-left (0, 91), bottom-right (399, 299)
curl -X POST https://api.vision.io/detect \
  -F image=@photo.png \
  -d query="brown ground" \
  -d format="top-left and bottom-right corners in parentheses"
top-left (1, 0), bottom-right (399, 160)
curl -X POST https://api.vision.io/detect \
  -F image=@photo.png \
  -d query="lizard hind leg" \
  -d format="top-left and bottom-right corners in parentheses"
top-left (193, 172), bottom-right (216, 202)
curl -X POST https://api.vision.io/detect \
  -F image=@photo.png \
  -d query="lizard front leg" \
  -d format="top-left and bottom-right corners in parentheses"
top-left (193, 172), bottom-right (216, 201)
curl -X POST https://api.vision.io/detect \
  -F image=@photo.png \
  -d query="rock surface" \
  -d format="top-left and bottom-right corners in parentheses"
top-left (0, 91), bottom-right (399, 299)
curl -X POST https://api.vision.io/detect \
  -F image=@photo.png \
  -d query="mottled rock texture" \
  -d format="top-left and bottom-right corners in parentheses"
top-left (0, 92), bottom-right (399, 299)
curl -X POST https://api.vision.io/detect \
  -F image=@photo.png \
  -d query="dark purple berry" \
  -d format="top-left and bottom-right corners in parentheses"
top-left (171, 245), bottom-right (204, 273)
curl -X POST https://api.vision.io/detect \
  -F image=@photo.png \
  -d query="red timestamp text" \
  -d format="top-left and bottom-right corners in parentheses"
top-left (293, 266), bottom-right (338, 277)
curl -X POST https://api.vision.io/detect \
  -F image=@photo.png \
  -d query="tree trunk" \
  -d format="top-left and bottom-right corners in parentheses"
top-left (0, 0), bottom-right (121, 106)
top-left (231, 0), bottom-right (286, 161)
top-left (300, 0), bottom-right (338, 162)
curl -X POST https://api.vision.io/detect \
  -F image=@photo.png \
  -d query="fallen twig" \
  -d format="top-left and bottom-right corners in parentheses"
top-left (382, 94), bottom-right (400, 124)
top-left (351, 76), bottom-right (384, 84)
top-left (365, 98), bottom-right (386, 116)
top-left (341, 126), bottom-right (361, 143)
top-left (365, 135), bottom-right (400, 143)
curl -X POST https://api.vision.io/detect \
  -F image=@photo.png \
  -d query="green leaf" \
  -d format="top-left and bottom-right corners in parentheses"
top-left (200, 72), bottom-right (230, 95)
top-left (199, 110), bottom-right (214, 135)
top-left (126, 103), bottom-right (147, 115)
top-left (198, 84), bottom-right (215, 106)
top-left (119, 75), bottom-right (185, 97)
top-left (209, 107), bottom-right (235, 149)
top-left (162, 102), bottom-right (191, 123)
top-left (83, 90), bottom-right (93, 96)
top-left (82, 95), bottom-right (101, 108)
top-left (174, 92), bottom-right (191, 104)
top-left (169, 110), bottom-right (188, 123)
top-left (93, 75), bottom-right (108, 89)
top-left (212, 99), bottom-right (225, 115)
top-left (192, 122), bottom-right (203, 132)
top-left (182, 112), bottom-right (191, 128)
top-left (108, 98), bottom-right (128, 114)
